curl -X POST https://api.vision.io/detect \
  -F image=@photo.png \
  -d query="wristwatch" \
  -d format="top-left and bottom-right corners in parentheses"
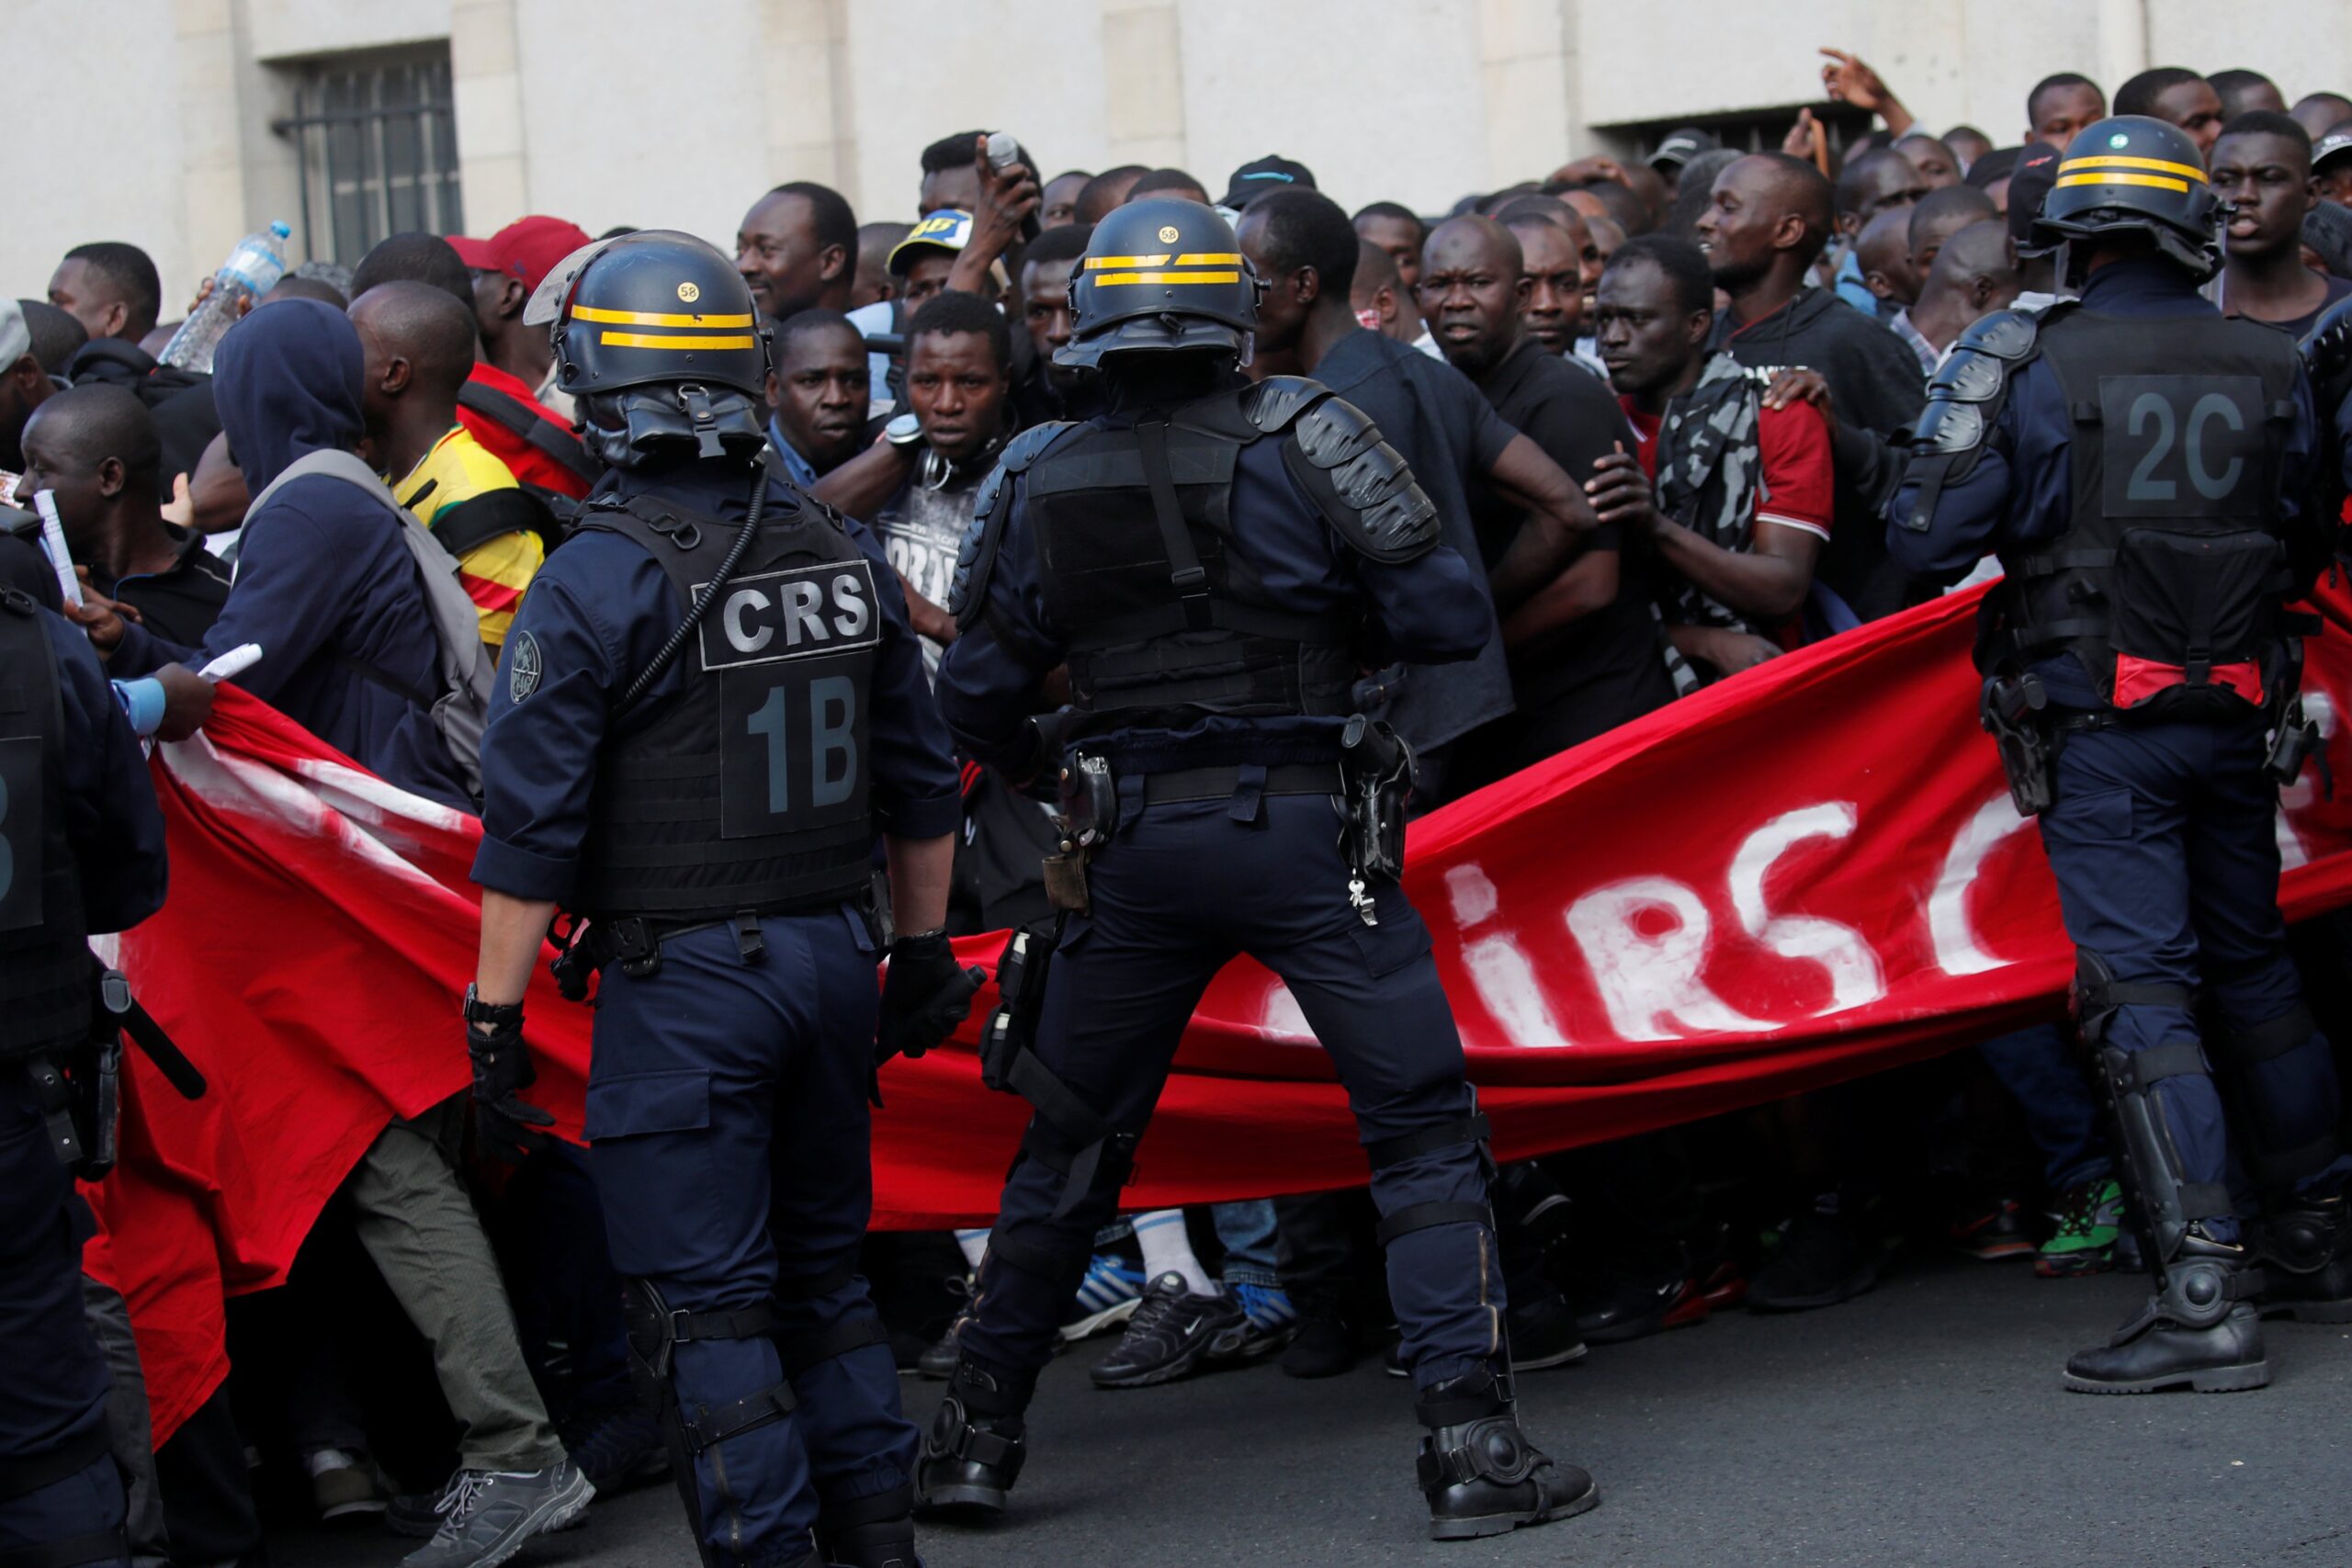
top-left (883, 412), bottom-right (924, 449)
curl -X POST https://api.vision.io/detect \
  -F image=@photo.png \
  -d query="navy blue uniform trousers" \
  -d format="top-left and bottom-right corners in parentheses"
top-left (583, 912), bottom-right (918, 1564)
top-left (959, 793), bottom-right (1502, 1391)
top-left (2034, 715), bottom-right (2352, 1238)
top-left (0, 1066), bottom-right (126, 1567)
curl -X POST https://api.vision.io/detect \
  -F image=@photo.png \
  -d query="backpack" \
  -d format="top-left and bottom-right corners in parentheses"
top-left (243, 449), bottom-right (494, 804)
top-left (457, 379), bottom-right (601, 503)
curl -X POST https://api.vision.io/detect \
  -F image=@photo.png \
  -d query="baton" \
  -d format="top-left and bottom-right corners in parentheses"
top-left (96, 966), bottom-right (207, 1100)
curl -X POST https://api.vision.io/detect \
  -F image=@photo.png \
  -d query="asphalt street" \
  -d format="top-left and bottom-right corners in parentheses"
top-left (277, 1255), bottom-right (2352, 1568)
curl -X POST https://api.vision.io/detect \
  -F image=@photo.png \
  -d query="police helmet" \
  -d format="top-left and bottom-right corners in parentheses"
top-left (2031, 116), bottom-right (2222, 280)
top-left (539, 230), bottom-right (772, 468)
top-left (1059, 198), bottom-right (1263, 369)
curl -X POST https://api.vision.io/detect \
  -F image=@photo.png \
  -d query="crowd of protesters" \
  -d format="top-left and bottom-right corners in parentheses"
top-left (7, 42), bottom-right (2352, 1568)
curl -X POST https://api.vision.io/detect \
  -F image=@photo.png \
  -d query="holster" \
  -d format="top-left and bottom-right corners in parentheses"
top-left (1337, 714), bottom-right (1415, 885)
top-left (1979, 672), bottom-right (2055, 818)
top-left (2264, 632), bottom-right (2329, 793)
top-left (1043, 750), bottom-right (1117, 915)
top-left (979, 921), bottom-right (1057, 1095)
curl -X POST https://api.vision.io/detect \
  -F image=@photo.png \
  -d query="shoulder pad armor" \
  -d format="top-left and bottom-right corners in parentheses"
top-left (2302, 292), bottom-right (2352, 411)
top-left (1238, 375), bottom-right (1329, 435)
top-left (1913, 310), bottom-right (2041, 457)
top-left (1951, 307), bottom-right (2040, 362)
top-left (1280, 392), bottom-right (1440, 564)
top-left (949, 422), bottom-right (1071, 625)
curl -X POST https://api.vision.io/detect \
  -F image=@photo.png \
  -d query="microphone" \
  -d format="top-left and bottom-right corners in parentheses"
top-left (985, 131), bottom-right (1041, 243)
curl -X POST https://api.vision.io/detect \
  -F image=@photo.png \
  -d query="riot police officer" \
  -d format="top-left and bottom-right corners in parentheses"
top-left (0, 586), bottom-right (169, 1568)
top-left (466, 231), bottom-right (977, 1568)
top-left (919, 198), bottom-right (1599, 1540)
top-left (1891, 117), bottom-right (2352, 1394)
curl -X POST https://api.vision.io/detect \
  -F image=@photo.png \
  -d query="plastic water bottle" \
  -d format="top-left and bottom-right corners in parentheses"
top-left (158, 221), bottom-right (292, 373)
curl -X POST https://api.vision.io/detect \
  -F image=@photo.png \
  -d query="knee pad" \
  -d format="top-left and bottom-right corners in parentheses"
top-left (620, 1279), bottom-right (797, 1459)
top-left (2072, 951), bottom-right (2193, 1047)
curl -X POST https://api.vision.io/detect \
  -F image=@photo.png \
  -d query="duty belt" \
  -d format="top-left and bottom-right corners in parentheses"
top-left (1138, 762), bottom-right (1341, 806)
top-left (560, 891), bottom-right (862, 991)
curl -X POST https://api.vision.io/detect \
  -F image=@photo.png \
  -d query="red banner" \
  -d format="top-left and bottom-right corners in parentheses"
top-left (93, 581), bottom-right (2352, 1441)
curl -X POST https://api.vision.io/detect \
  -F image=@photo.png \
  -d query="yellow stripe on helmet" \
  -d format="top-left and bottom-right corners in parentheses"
top-left (596, 331), bottom-right (759, 349)
top-left (1089, 270), bottom-right (1243, 286)
top-left (571, 303), bottom-right (756, 329)
top-left (2054, 171), bottom-right (2190, 193)
top-left (1170, 253), bottom-right (1242, 265)
top-left (1085, 254), bottom-right (1172, 269)
top-left (2057, 153), bottom-right (2207, 182)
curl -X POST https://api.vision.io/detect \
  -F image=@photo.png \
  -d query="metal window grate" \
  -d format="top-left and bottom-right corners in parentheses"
top-left (274, 49), bottom-right (463, 265)
top-left (1603, 104), bottom-right (1878, 167)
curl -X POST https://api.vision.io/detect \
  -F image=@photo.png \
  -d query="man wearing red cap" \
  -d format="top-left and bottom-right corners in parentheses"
top-left (450, 216), bottom-right (600, 502)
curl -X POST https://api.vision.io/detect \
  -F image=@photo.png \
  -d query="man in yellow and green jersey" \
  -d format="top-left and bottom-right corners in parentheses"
top-left (350, 280), bottom-right (551, 649)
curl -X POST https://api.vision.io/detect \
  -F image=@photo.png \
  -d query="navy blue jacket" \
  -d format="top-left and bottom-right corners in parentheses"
top-left (43, 609), bottom-right (168, 933)
top-left (936, 411), bottom-right (1491, 777)
top-left (1889, 257), bottom-right (2320, 705)
top-left (470, 458), bottom-right (961, 902)
top-left (1307, 330), bottom-right (1518, 752)
top-left (108, 299), bottom-right (472, 810)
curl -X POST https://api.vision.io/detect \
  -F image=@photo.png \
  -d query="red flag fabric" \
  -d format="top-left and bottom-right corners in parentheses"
top-left (93, 579), bottom-right (2352, 1442)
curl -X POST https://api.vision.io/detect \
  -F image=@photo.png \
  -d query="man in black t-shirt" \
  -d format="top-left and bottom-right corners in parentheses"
top-left (1421, 216), bottom-right (1675, 780)
top-left (1238, 190), bottom-right (1605, 784)
top-left (2211, 114), bottom-right (2352, 337)
top-left (19, 385), bottom-right (227, 645)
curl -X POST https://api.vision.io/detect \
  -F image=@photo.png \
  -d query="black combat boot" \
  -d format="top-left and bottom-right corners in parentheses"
top-left (2063, 1226), bottom-right (2271, 1393)
top-left (1415, 1366), bottom-right (1598, 1540)
top-left (914, 1359), bottom-right (1030, 1516)
top-left (2257, 1190), bottom-right (2352, 1323)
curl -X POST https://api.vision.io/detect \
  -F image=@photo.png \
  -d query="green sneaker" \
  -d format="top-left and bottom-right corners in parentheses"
top-left (2038, 1178), bottom-right (2123, 1278)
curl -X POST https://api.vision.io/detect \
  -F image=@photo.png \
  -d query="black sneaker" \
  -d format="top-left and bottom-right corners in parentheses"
top-left (1571, 1247), bottom-right (1710, 1345)
top-left (1747, 1203), bottom-right (1880, 1312)
top-left (1279, 1297), bottom-right (1360, 1379)
top-left (1504, 1288), bottom-right (1589, 1371)
top-left (1086, 1273), bottom-right (1242, 1389)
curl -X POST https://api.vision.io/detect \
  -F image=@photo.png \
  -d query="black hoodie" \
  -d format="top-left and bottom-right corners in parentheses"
top-left (62, 338), bottom-right (222, 489)
top-left (109, 299), bottom-right (471, 809)
top-left (1711, 286), bottom-right (1927, 623)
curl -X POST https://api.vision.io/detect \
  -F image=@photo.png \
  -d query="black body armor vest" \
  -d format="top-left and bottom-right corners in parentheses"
top-left (570, 487), bottom-right (880, 920)
top-left (0, 593), bottom-right (92, 1057)
top-left (1994, 308), bottom-right (2303, 716)
top-left (1023, 387), bottom-right (1359, 728)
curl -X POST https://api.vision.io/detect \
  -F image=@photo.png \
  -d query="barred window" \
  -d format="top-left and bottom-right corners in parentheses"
top-left (276, 48), bottom-right (464, 265)
top-left (1603, 105), bottom-right (1879, 169)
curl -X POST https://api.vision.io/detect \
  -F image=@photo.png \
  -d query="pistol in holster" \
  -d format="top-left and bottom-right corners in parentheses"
top-left (1042, 750), bottom-right (1117, 915)
top-left (1338, 715), bottom-right (1416, 904)
top-left (2264, 631), bottom-right (2330, 794)
top-left (1979, 671), bottom-right (2055, 818)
